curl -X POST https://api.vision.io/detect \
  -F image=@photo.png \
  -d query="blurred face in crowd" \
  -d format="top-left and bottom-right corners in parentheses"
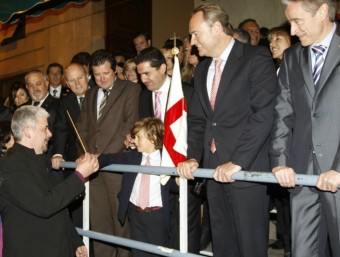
top-left (285, 1), bottom-right (328, 46)
top-left (64, 64), bottom-right (89, 96)
top-left (161, 49), bottom-right (174, 75)
top-left (25, 72), bottom-right (49, 102)
top-left (124, 63), bottom-right (138, 83)
top-left (47, 66), bottom-right (63, 88)
top-left (134, 35), bottom-right (151, 54)
top-left (92, 60), bottom-right (116, 90)
top-left (242, 21), bottom-right (260, 45)
top-left (14, 89), bottom-right (29, 107)
top-left (137, 61), bottom-right (167, 92)
top-left (269, 33), bottom-right (291, 60)
top-left (30, 117), bottom-right (52, 154)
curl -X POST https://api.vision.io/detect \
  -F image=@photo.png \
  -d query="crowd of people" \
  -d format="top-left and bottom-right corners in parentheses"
top-left (0, 1), bottom-right (340, 257)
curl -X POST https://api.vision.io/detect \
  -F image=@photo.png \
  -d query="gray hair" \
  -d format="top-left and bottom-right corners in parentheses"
top-left (281, 0), bottom-right (335, 21)
top-left (11, 106), bottom-right (49, 141)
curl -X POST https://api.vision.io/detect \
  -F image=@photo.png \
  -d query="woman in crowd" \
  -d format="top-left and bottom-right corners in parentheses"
top-left (123, 59), bottom-right (139, 83)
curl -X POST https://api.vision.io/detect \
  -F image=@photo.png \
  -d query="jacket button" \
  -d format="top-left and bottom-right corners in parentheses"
top-left (212, 122), bottom-right (217, 126)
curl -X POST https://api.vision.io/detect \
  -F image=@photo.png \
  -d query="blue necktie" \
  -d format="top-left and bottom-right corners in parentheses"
top-left (311, 45), bottom-right (326, 85)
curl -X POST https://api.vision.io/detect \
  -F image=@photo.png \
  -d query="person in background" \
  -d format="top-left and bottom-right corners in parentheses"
top-left (46, 63), bottom-right (70, 98)
top-left (267, 26), bottom-right (292, 257)
top-left (238, 18), bottom-right (261, 45)
top-left (71, 52), bottom-right (96, 88)
top-left (123, 59), bottom-right (139, 84)
top-left (133, 31), bottom-right (152, 54)
top-left (232, 28), bottom-right (251, 44)
top-left (160, 46), bottom-right (175, 76)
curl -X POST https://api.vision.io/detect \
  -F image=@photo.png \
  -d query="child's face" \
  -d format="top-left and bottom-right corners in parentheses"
top-left (134, 129), bottom-right (156, 154)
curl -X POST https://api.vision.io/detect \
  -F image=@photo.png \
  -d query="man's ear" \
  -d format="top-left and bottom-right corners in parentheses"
top-left (23, 126), bottom-right (32, 139)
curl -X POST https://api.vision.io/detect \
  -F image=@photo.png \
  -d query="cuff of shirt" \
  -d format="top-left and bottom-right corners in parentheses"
top-left (74, 170), bottom-right (85, 183)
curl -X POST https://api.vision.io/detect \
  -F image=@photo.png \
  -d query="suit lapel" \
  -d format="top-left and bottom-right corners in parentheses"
top-left (97, 79), bottom-right (125, 123)
top-left (300, 46), bottom-right (315, 98)
top-left (214, 41), bottom-right (242, 111)
top-left (316, 26), bottom-right (340, 96)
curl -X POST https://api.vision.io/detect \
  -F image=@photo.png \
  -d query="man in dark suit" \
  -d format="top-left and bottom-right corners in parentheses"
top-left (177, 3), bottom-right (277, 257)
top-left (47, 62), bottom-right (70, 98)
top-left (135, 47), bottom-right (201, 253)
top-left (0, 105), bottom-right (98, 257)
top-left (52, 63), bottom-right (89, 227)
top-left (77, 49), bottom-right (141, 257)
top-left (270, 1), bottom-right (340, 256)
top-left (25, 70), bottom-right (59, 160)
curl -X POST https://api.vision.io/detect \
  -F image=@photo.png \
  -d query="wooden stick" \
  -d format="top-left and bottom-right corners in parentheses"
top-left (66, 110), bottom-right (87, 153)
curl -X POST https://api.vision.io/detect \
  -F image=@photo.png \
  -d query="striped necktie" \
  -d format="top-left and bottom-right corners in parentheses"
top-left (154, 91), bottom-right (162, 119)
top-left (311, 45), bottom-right (326, 85)
top-left (98, 89), bottom-right (110, 120)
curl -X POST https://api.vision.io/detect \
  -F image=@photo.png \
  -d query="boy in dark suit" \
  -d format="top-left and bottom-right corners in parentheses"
top-left (98, 117), bottom-right (170, 257)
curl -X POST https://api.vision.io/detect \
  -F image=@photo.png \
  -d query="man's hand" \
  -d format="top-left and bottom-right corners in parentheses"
top-left (177, 159), bottom-right (199, 180)
top-left (51, 156), bottom-right (65, 170)
top-left (213, 161), bottom-right (242, 183)
top-left (272, 166), bottom-right (296, 188)
top-left (76, 153), bottom-right (99, 178)
top-left (75, 245), bottom-right (88, 257)
top-left (316, 170), bottom-right (340, 192)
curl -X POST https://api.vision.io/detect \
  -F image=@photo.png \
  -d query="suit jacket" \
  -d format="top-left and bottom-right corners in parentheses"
top-left (0, 143), bottom-right (84, 257)
top-left (77, 79), bottom-right (141, 154)
top-left (53, 93), bottom-right (82, 161)
top-left (40, 94), bottom-right (59, 158)
top-left (139, 79), bottom-right (194, 119)
top-left (270, 25), bottom-right (340, 174)
top-left (188, 40), bottom-right (277, 182)
top-left (98, 150), bottom-right (171, 232)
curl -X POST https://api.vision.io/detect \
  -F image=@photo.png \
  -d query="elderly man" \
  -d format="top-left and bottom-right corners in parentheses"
top-left (270, 0), bottom-right (340, 256)
top-left (0, 105), bottom-right (98, 257)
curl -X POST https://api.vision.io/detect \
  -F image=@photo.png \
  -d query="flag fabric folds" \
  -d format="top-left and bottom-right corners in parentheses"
top-left (160, 55), bottom-right (188, 185)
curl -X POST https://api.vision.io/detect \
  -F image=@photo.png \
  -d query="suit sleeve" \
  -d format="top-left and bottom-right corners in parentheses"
top-left (269, 52), bottom-right (295, 168)
top-left (1, 159), bottom-right (85, 218)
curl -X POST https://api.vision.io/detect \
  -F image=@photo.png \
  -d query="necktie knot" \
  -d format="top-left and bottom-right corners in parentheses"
top-left (103, 89), bottom-right (110, 97)
top-left (215, 58), bottom-right (222, 71)
top-left (52, 89), bottom-right (58, 98)
top-left (312, 45), bottom-right (326, 56)
top-left (33, 101), bottom-right (40, 106)
top-left (78, 97), bottom-right (84, 108)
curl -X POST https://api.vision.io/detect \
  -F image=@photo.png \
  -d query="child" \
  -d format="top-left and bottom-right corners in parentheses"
top-left (98, 117), bottom-right (170, 257)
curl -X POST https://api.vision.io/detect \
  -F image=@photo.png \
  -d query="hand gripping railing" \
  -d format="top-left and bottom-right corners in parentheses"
top-left (60, 162), bottom-right (319, 256)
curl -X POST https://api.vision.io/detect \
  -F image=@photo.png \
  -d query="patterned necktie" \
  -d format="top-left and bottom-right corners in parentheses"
top-left (139, 155), bottom-right (151, 209)
top-left (210, 58), bottom-right (223, 110)
top-left (311, 45), bottom-right (326, 85)
top-left (154, 91), bottom-right (162, 119)
top-left (210, 59), bottom-right (223, 153)
top-left (33, 101), bottom-right (40, 106)
top-left (98, 89), bottom-right (110, 120)
top-left (53, 89), bottom-right (58, 98)
top-left (78, 97), bottom-right (84, 109)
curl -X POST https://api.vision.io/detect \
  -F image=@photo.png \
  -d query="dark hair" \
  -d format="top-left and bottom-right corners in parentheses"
top-left (192, 3), bottom-right (234, 36)
top-left (0, 120), bottom-right (12, 155)
top-left (8, 81), bottom-right (30, 113)
top-left (238, 19), bottom-right (260, 30)
top-left (71, 52), bottom-right (92, 66)
top-left (91, 49), bottom-right (116, 71)
top-left (163, 38), bottom-right (183, 49)
top-left (135, 47), bottom-right (166, 69)
top-left (47, 63), bottom-right (64, 75)
top-left (133, 31), bottom-right (151, 41)
top-left (233, 28), bottom-right (251, 44)
top-left (131, 117), bottom-right (164, 150)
